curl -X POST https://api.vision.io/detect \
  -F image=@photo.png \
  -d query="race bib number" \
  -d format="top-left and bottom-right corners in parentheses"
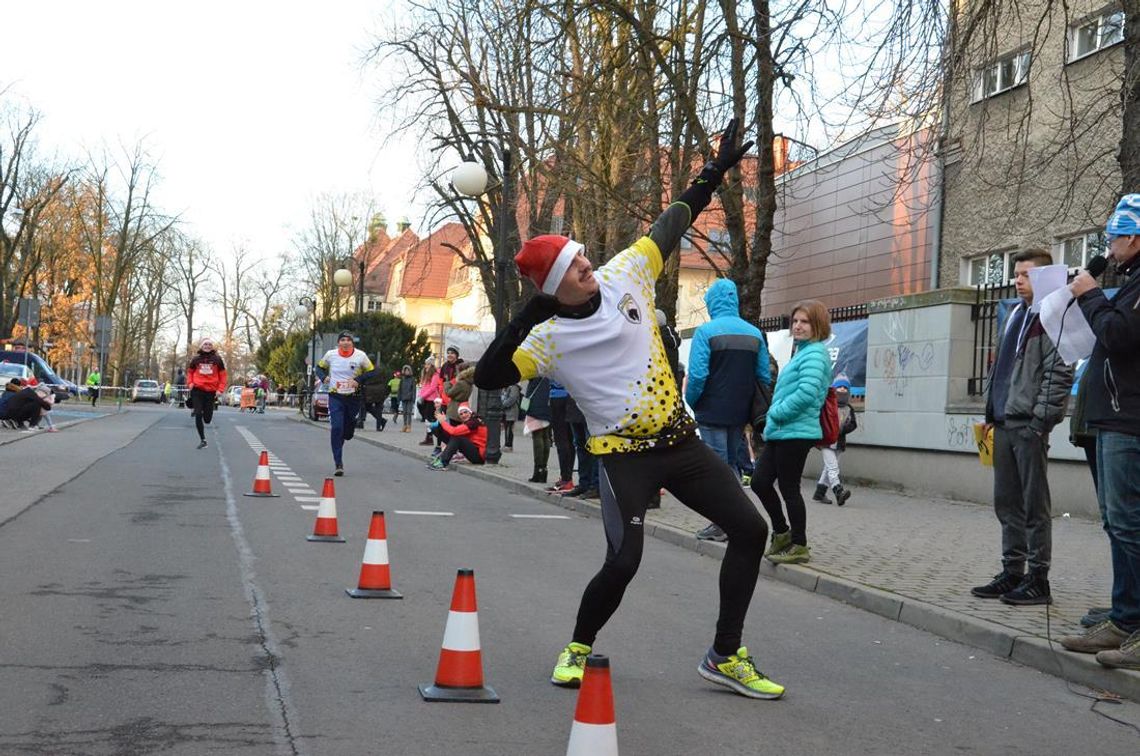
top-left (199, 364), bottom-right (214, 375)
top-left (336, 379), bottom-right (354, 392)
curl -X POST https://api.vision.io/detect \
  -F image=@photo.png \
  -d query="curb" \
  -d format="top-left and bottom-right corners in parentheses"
top-left (0, 407), bottom-right (118, 446)
top-left (294, 415), bottom-right (1140, 703)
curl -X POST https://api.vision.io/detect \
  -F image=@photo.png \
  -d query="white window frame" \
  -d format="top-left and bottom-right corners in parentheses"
top-left (972, 50), bottom-right (1032, 102)
top-left (1054, 230), bottom-right (1107, 270)
top-left (963, 250), bottom-right (1017, 287)
top-left (1067, 8), bottom-right (1125, 63)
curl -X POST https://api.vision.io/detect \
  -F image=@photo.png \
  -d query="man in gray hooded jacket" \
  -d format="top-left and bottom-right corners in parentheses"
top-left (974, 248), bottom-right (1074, 605)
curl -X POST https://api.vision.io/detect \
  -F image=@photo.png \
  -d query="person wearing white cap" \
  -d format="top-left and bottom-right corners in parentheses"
top-left (475, 119), bottom-right (785, 701)
top-left (1061, 193), bottom-right (1140, 669)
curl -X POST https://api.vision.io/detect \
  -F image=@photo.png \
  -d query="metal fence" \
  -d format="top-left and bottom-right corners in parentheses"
top-left (968, 281), bottom-right (1016, 397)
top-left (757, 302), bottom-right (868, 333)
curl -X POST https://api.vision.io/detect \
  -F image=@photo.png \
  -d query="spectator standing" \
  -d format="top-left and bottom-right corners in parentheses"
top-left (359, 372), bottom-right (389, 431)
top-left (971, 249), bottom-right (1074, 606)
top-left (175, 369), bottom-right (187, 407)
top-left (753, 301), bottom-right (832, 565)
top-left (656, 308), bottom-right (684, 390)
top-left (427, 402), bottom-right (487, 470)
top-left (86, 368), bottom-right (101, 408)
top-left (417, 364), bottom-right (443, 446)
top-left (387, 371), bottom-right (402, 422)
top-left (1069, 365), bottom-right (1111, 628)
top-left (439, 346), bottom-right (461, 386)
top-left (397, 365), bottom-right (417, 431)
top-left (564, 395), bottom-right (598, 498)
top-left (1060, 195), bottom-right (1140, 668)
top-left (812, 374), bottom-right (858, 506)
top-left (186, 338), bottom-right (228, 449)
top-left (500, 382), bottom-right (521, 451)
top-left (444, 363), bottom-right (474, 422)
top-left (522, 377), bottom-right (552, 483)
top-left (547, 380), bottom-right (575, 493)
top-left (686, 278), bottom-right (771, 542)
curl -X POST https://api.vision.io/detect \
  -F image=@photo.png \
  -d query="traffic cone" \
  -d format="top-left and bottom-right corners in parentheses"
top-left (243, 451), bottom-right (280, 497)
top-left (418, 569), bottom-right (499, 703)
top-left (566, 655), bottom-right (618, 756)
top-left (306, 478), bottom-right (345, 543)
top-left (345, 511), bottom-right (402, 599)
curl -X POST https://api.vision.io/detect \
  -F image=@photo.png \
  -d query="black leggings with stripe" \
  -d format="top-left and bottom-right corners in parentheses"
top-left (571, 435), bottom-right (768, 656)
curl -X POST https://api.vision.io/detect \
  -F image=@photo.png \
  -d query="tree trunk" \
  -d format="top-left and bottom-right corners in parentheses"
top-left (1121, 5), bottom-right (1140, 193)
top-left (742, 0), bottom-right (778, 324)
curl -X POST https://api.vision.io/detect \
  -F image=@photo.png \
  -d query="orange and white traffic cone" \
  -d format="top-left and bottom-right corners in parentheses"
top-left (566, 655), bottom-right (618, 755)
top-left (243, 451), bottom-right (280, 497)
top-left (418, 568), bottom-right (499, 703)
top-left (345, 510), bottom-right (402, 599)
top-left (306, 478), bottom-right (345, 543)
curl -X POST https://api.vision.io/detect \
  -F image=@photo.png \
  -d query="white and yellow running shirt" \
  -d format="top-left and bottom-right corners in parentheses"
top-left (317, 348), bottom-right (374, 394)
top-left (512, 237), bottom-right (695, 455)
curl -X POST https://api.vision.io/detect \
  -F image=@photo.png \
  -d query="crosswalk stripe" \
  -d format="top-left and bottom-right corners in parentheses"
top-left (394, 510), bottom-right (454, 517)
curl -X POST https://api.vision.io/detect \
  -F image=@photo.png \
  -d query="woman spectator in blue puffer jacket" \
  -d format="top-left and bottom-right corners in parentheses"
top-left (751, 300), bottom-right (832, 565)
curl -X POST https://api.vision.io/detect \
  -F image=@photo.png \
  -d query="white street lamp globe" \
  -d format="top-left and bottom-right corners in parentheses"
top-left (333, 267), bottom-right (353, 287)
top-left (295, 303), bottom-right (310, 318)
top-left (452, 161), bottom-right (488, 196)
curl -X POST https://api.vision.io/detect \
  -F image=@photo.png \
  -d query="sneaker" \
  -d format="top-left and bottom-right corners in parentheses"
top-left (768, 543), bottom-right (810, 564)
top-left (696, 524), bottom-right (727, 542)
top-left (562, 486), bottom-right (587, 497)
top-left (1080, 607), bottom-right (1112, 627)
top-left (431, 448), bottom-right (442, 458)
top-left (1060, 619), bottom-right (1131, 654)
top-left (1000, 572), bottom-right (1052, 606)
top-left (547, 480), bottom-right (574, 494)
top-left (740, 474), bottom-right (751, 487)
top-left (1096, 630), bottom-right (1140, 670)
top-left (197, 440), bottom-right (208, 449)
top-left (334, 466), bottom-right (344, 477)
top-left (417, 439), bottom-right (434, 446)
top-left (428, 458), bottom-right (448, 471)
top-left (551, 641), bottom-right (592, 687)
top-left (970, 571), bottom-right (1023, 599)
top-left (697, 646), bottom-right (784, 700)
top-left (579, 488), bottom-right (600, 500)
top-left (765, 530), bottom-right (792, 556)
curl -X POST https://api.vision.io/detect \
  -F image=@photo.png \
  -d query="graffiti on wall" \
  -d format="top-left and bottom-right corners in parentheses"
top-left (872, 340), bottom-right (935, 396)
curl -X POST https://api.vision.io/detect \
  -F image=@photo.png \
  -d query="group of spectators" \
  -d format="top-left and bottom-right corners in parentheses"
top-left (0, 377), bottom-right (57, 432)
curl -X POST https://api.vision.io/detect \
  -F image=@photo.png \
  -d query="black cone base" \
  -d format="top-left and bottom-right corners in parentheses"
top-left (306, 534), bottom-right (346, 543)
top-left (243, 492), bottom-right (281, 497)
top-left (418, 683), bottom-right (499, 703)
top-left (346, 587), bottom-right (403, 599)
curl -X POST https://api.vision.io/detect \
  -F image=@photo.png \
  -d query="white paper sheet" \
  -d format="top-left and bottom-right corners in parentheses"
top-left (1038, 286), bottom-right (1097, 365)
top-left (1029, 264), bottom-right (1069, 313)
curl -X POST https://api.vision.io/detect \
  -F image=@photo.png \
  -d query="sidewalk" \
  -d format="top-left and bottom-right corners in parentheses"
top-left (312, 414), bottom-right (1140, 702)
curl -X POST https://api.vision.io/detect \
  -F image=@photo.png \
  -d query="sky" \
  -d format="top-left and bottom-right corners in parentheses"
top-left (0, 1), bottom-right (421, 263)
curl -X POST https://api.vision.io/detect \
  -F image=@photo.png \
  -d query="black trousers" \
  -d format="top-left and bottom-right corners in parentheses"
top-left (550, 397), bottom-right (574, 481)
top-left (363, 402), bottom-right (387, 429)
top-left (190, 388), bottom-right (215, 440)
top-left (572, 435), bottom-right (767, 656)
top-left (750, 438), bottom-right (814, 546)
top-left (440, 436), bottom-right (484, 465)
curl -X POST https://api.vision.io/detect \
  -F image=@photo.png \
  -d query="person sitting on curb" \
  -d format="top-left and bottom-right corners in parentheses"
top-left (0, 378), bottom-right (52, 430)
top-left (428, 402), bottom-right (487, 471)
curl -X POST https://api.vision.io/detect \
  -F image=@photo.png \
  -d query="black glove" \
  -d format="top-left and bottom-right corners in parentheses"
top-left (516, 293), bottom-right (561, 328)
top-left (693, 117), bottom-right (755, 188)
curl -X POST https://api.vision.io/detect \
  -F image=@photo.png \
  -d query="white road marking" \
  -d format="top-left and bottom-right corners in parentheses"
top-left (300, 505), bottom-right (320, 511)
top-left (394, 510), bottom-right (455, 517)
top-left (295, 497), bottom-right (320, 502)
top-left (510, 514), bottom-right (571, 519)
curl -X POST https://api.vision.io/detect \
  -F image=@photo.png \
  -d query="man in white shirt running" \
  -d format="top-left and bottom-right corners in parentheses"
top-left (315, 331), bottom-right (380, 476)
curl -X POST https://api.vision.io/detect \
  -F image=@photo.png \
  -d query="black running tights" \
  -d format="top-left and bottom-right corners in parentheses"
top-left (572, 436), bottom-right (767, 656)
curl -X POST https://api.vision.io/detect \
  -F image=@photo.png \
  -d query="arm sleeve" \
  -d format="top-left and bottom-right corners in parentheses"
top-left (440, 419), bottom-right (470, 437)
top-left (314, 353), bottom-right (329, 382)
top-left (1031, 333), bottom-right (1075, 432)
top-left (474, 322), bottom-right (544, 390)
top-left (755, 336), bottom-right (771, 386)
top-left (684, 329), bottom-right (710, 408)
top-left (1079, 287), bottom-right (1140, 353)
top-left (218, 369), bottom-right (228, 391)
top-left (767, 351), bottom-right (829, 425)
top-left (648, 162), bottom-right (724, 263)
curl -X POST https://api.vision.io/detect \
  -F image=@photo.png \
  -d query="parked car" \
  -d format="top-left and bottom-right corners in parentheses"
top-left (0, 349), bottom-right (76, 398)
top-left (223, 385), bottom-right (244, 407)
top-left (130, 379), bottom-right (163, 403)
top-left (312, 381), bottom-right (330, 421)
top-left (0, 362), bottom-right (33, 383)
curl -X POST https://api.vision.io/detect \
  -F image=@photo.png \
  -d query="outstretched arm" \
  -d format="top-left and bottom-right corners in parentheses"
top-left (474, 295), bottom-right (561, 390)
top-left (649, 118), bottom-right (754, 262)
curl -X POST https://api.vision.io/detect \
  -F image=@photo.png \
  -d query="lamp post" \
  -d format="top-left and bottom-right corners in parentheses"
top-left (452, 144), bottom-right (513, 463)
top-left (296, 297), bottom-right (317, 417)
top-left (334, 256), bottom-right (366, 321)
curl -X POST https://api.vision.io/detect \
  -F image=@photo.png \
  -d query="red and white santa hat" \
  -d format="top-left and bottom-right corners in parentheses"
top-left (515, 235), bottom-right (585, 295)
top-left (457, 402), bottom-right (473, 416)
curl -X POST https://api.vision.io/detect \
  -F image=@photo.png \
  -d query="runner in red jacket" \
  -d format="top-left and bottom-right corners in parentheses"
top-left (427, 402), bottom-right (486, 470)
top-left (187, 338), bottom-right (228, 449)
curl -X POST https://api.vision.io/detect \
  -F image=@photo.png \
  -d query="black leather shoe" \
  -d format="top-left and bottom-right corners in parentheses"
top-left (1000, 572), bottom-right (1052, 605)
top-left (970, 571), bottom-right (1022, 599)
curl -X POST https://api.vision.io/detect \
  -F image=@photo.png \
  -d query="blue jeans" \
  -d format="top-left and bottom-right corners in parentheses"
top-left (328, 393), bottom-right (361, 467)
top-left (1098, 430), bottom-right (1140, 633)
top-left (698, 424), bottom-right (744, 478)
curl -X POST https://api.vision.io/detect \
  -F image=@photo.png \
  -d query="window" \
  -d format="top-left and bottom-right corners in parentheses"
top-left (707, 228), bottom-right (732, 253)
top-left (1069, 9), bottom-right (1125, 62)
top-left (680, 232), bottom-right (693, 250)
top-left (973, 50), bottom-right (1031, 101)
top-left (965, 251), bottom-right (1015, 286)
top-left (366, 299), bottom-right (380, 312)
top-left (1056, 231), bottom-right (1107, 269)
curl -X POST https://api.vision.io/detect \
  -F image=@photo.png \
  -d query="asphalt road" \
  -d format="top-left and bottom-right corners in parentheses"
top-left (2, 406), bottom-right (1139, 755)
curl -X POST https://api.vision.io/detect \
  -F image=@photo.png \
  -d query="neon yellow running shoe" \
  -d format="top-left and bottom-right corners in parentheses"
top-left (697, 646), bottom-right (785, 699)
top-left (551, 641), bottom-right (592, 687)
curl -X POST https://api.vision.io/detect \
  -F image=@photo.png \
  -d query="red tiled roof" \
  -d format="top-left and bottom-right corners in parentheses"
top-left (363, 228), bottom-right (419, 297)
top-left (399, 223), bottom-right (473, 299)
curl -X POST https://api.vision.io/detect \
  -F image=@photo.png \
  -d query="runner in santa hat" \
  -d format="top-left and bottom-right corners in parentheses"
top-left (475, 119), bottom-right (785, 700)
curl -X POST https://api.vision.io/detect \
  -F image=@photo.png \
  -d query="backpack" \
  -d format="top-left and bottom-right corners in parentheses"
top-left (817, 388), bottom-right (840, 448)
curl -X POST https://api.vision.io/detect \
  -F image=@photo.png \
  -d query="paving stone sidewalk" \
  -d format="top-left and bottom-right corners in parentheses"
top-left (329, 416), bottom-right (1140, 701)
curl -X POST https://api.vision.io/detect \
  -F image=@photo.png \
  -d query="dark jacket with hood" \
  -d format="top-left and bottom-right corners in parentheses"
top-left (397, 366), bottom-right (417, 402)
top-left (1078, 255), bottom-right (1140, 436)
top-left (446, 365), bottom-right (475, 422)
top-left (684, 279), bottom-right (771, 427)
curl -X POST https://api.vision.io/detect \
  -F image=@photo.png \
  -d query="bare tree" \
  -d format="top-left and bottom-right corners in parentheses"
top-left (168, 233), bottom-right (213, 359)
top-left (293, 193), bottom-right (374, 321)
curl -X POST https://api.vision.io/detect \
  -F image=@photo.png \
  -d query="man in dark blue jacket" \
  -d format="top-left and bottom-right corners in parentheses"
top-left (686, 278), bottom-right (770, 541)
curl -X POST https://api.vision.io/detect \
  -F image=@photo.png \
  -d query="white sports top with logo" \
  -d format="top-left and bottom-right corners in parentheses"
top-left (513, 237), bottom-right (694, 455)
top-left (317, 348), bottom-right (374, 394)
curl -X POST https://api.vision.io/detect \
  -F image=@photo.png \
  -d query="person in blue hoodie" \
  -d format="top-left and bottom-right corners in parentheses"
top-left (752, 300), bottom-right (832, 564)
top-left (686, 278), bottom-right (771, 541)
